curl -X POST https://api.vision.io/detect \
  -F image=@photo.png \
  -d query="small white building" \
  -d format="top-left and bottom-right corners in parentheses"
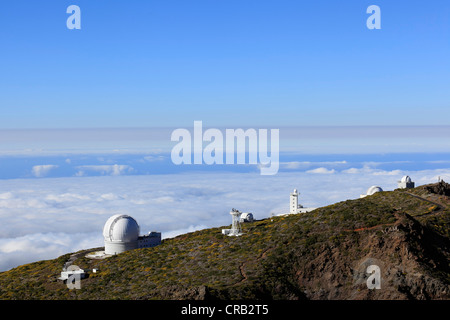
top-left (138, 231), bottom-right (162, 248)
top-left (240, 212), bottom-right (254, 223)
top-left (58, 264), bottom-right (93, 282)
top-left (398, 175), bottom-right (415, 189)
top-left (289, 189), bottom-right (316, 214)
top-left (360, 186), bottom-right (383, 198)
top-left (59, 268), bottom-right (86, 281)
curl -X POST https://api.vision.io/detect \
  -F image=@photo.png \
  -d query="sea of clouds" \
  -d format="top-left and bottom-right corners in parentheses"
top-left (1, 126), bottom-right (450, 272)
top-left (1, 167), bottom-right (449, 272)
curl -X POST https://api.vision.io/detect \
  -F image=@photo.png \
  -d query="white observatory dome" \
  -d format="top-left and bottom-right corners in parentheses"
top-left (103, 214), bottom-right (140, 242)
top-left (366, 186), bottom-right (383, 196)
top-left (240, 212), bottom-right (254, 223)
top-left (401, 176), bottom-right (411, 183)
top-left (103, 214), bottom-right (140, 255)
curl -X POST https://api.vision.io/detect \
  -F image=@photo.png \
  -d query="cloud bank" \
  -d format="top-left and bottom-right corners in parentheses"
top-left (1, 126), bottom-right (450, 156)
top-left (75, 164), bottom-right (134, 177)
top-left (0, 167), bottom-right (449, 272)
top-left (306, 167), bottom-right (336, 174)
top-left (31, 165), bottom-right (59, 178)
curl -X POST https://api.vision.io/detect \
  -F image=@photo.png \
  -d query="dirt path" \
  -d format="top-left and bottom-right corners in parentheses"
top-left (238, 263), bottom-right (248, 283)
top-left (236, 248), bottom-right (271, 284)
top-left (62, 251), bottom-right (88, 270)
top-left (348, 224), bottom-right (394, 232)
top-left (403, 192), bottom-right (445, 217)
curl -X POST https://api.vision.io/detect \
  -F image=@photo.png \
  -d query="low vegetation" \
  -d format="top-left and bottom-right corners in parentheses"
top-left (0, 182), bottom-right (449, 299)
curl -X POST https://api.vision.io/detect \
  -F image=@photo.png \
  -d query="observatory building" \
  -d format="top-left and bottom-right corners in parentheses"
top-left (360, 186), bottom-right (383, 198)
top-left (240, 212), bottom-right (254, 223)
top-left (398, 175), bottom-right (415, 189)
top-left (103, 214), bottom-right (161, 255)
top-left (289, 189), bottom-right (316, 214)
top-left (222, 208), bottom-right (254, 236)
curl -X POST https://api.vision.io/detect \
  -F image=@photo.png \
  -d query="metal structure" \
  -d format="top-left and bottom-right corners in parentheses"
top-left (229, 208), bottom-right (242, 236)
top-left (222, 208), bottom-right (243, 236)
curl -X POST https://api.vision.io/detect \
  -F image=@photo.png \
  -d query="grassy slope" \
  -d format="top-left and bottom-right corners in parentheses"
top-left (0, 185), bottom-right (449, 300)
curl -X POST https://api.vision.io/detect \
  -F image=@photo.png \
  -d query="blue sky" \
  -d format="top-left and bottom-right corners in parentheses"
top-left (1, 0), bottom-right (449, 128)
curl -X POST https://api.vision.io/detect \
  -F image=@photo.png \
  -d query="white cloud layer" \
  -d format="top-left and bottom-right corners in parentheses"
top-left (306, 167), bottom-right (336, 174)
top-left (31, 164), bottom-right (58, 178)
top-left (0, 168), bottom-right (449, 271)
top-left (75, 164), bottom-right (134, 177)
top-left (1, 126), bottom-right (450, 156)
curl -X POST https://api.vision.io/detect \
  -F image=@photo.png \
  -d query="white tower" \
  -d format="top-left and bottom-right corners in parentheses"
top-left (290, 189), bottom-right (304, 214)
top-left (290, 189), bottom-right (298, 214)
top-left (229, 208), bottom-right (242, 236)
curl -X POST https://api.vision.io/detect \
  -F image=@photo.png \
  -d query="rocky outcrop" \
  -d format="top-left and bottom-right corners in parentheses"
top-left (424, 180), bottom-right (450, 196)
top-left (292, 213), bottom-right (450, 300)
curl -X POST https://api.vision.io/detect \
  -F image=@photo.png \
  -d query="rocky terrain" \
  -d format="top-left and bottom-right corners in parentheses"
top-left (0, 182), bottom-right (449, 300)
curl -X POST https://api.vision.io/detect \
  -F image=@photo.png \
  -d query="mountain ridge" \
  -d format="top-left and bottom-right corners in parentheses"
top-left (0, 182), bottom-right (449, 300)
